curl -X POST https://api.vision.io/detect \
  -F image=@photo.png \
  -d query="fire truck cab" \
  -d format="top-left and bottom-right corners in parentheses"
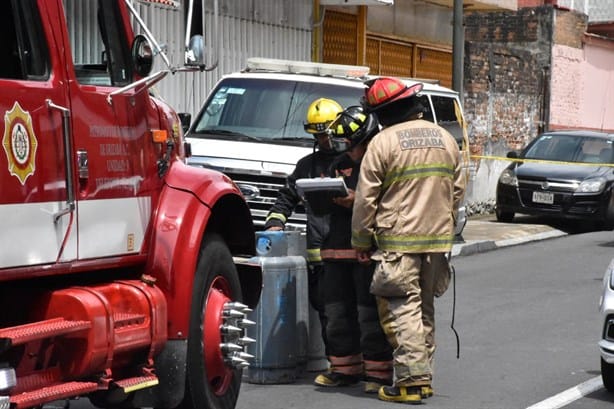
top-left (0, 1), bottom-right (261, 409)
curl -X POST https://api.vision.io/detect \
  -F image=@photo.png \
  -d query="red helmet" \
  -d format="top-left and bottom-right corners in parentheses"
top-left (363, 77), bottom-right (423, 112)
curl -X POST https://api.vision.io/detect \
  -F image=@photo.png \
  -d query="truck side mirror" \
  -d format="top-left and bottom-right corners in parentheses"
top-left (131, 35), bottom-right (154, 77)
top-left (185, 35), bottom-right (205, 67)
top-left (507, 151), bottom-right (519, 159)
top-left (178, 113), bottom-right (191, 134)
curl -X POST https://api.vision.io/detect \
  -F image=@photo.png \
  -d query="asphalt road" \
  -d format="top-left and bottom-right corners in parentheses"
top-left (236, 227), bottom-right (614, 409)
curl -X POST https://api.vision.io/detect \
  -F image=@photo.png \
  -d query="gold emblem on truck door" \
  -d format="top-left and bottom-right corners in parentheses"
top-left (2, 102), bottom-right (38, 185)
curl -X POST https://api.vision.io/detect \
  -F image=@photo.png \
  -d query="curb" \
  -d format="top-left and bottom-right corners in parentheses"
top-left (451, 229), bottom-right (568, 258)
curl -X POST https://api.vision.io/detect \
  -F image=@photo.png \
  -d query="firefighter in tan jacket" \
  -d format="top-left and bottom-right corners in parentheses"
top-left (351, 77), bottom-right (466, 404)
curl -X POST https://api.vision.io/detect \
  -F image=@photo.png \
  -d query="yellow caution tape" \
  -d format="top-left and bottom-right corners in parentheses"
top-left (469, 154), bottom-right (614, 167)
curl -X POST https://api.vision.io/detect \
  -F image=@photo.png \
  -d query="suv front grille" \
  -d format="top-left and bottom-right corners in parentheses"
top-left (225, 171), bottom-right (307, 231)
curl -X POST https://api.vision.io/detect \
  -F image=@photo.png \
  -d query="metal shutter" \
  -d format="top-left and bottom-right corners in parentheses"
top-left (322, 10), bottom-right (452, 86)
top-left (323, 10), bottom-right (358, 65)
top-left (415, 46), bottom-right (452, 88)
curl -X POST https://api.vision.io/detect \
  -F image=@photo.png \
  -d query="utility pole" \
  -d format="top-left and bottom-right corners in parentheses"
top-left (452, 0), bottom-right (464, 100)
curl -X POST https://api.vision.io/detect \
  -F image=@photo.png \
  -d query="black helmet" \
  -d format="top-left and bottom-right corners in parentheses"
top-left (329, 106), bottom-right (379, 153)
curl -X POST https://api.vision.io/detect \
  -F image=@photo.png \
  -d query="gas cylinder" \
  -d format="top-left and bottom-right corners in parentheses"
top-left (245, 231), bottom-right (308, 384)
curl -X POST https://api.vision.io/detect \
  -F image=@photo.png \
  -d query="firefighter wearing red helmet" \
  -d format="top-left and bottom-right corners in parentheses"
top-left (351, 77), bottom-right (466, 403)
top-left (313, 106), bottom-right (393, 393)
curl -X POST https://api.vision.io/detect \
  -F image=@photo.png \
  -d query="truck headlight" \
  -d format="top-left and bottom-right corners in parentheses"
top-left (498, 169), bottom-right (518, 187)
top-left (577, 178), bottom-right (605, 193)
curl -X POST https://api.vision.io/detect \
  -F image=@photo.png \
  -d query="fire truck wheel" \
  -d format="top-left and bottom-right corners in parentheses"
top-left (182, 233), bottom-right (243, 409)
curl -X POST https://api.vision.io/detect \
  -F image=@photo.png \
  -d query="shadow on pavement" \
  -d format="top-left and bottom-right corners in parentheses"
top-left (489, 214), bottom-right (612, 235)
top-left (584, 388), bottom-right (614, 405)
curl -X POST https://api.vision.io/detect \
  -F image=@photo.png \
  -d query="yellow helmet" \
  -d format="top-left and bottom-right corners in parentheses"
top-left (304, 98), bottom-right (343, 135)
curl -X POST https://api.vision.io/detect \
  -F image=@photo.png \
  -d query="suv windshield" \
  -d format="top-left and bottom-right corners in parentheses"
top-left (524, 134), bottom-right (614, 164)
top-left (191, 78), bottom-right (364, 142)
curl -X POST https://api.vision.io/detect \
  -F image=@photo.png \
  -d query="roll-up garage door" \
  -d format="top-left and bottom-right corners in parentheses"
top-left (365, 36), bottom-right (452, 88)
top-left (413, 46), bottom-right (453, 88)
top-left (323, 10), bottom-right (358, 65)
top-left (366, 36), bottom-right (412, 78)
top-left (322, 9), bottom-right (452, 87)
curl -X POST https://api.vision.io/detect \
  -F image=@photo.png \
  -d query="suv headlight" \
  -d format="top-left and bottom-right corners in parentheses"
top-left (599, 258), bottom-right (614, 310)
top-left (577, 177), bottom-right (605, 193)
top-left (608, 259), bottom-right (614, 290)
top-left (498, 169), bottom-right (518, 187)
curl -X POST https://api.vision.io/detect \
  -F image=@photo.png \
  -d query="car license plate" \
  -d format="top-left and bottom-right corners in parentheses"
top-left (532, 191), bottom-right (554, 204)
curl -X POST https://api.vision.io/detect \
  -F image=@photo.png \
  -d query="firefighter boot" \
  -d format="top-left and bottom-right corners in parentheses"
top-left (363, 376), bottom-right (392, 394)
top-left (314, 371), bottom-right (360, 387)
top-left (363, 359), bottom-right (393, 393)
top-left (378, 385), bottom-right (423, 404)
top-left (421, 385), bottom-right (434, 398)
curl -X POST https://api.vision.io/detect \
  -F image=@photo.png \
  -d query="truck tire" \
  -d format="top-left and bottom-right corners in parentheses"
top-left (182, 233), bottom-right (244, 409)
top-left (602, 357), bottom-right (614, 392)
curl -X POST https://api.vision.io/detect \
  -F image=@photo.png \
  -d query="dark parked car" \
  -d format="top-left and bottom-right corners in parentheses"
top-left (495, 130), bottom-right (614, 228)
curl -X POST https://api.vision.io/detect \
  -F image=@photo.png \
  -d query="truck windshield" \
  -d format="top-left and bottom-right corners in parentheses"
top-left (191, 78), bottom-right (364, 142)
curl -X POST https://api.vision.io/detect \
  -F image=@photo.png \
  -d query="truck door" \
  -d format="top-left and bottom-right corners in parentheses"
top-left (59, 0), bottom-right (157, 260)
top-left (0, 0), bottom-right (77, 270)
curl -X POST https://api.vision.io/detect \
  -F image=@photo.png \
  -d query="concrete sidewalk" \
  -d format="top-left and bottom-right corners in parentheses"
top-left (451, 214), bottom-right (568, 257)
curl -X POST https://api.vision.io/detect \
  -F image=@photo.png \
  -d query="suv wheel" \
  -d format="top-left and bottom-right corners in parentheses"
top-left (602, 357), bottom-right (614, 392)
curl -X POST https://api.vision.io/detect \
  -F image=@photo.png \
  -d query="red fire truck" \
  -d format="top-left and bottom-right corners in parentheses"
top-left (0, 1), bottom-right (261, 409)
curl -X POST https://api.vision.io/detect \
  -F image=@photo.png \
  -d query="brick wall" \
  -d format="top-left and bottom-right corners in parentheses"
top-left (464, 6), bottom-right (613, 204)
top-left (553, 9), bottom-right (587, 48)
top-left (465, 7), bottom-right (552, 150)
top-left (464, 7), bottom-right (554, 202)
top-left (549, 44), bottom-right (583, 129)
top-left (518, 0), bottom-right (545, 7)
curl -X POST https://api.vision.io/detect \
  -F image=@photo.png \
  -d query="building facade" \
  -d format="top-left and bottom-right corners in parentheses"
top-left (131, 0), bottom-right (614, 206)
top-left (136, 0), bottom-right (514, 116)
top-left (464, 2), bottom-right (614, 203)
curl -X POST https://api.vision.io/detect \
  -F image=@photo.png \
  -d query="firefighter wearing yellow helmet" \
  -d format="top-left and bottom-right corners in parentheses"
top-left (303, 98), bottom-right (343, 135)
top-left (264, 97), bottom-right (343, 359)
top-left (313, 105), bottom-right (394, 393)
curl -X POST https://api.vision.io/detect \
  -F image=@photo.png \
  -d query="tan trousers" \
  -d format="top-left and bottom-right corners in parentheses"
top-left (370, 252), bottom-right (449, 387)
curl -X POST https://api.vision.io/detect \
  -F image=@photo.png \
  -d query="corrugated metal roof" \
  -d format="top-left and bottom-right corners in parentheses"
top-left (132, 1), bottom-right (312, 117)
top-left (138, 0), bottom-right (180, 9)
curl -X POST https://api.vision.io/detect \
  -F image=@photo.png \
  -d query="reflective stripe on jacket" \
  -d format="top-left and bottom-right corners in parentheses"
top-left (320, 248), bottom-right (357, 260)
top-left (351, 119), bottom-right (466, 254)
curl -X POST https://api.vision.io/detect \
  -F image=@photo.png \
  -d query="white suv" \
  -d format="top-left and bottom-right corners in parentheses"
top-left (186, 58), bottom-right (468, 236)
top-left (600, 258), bottom-right (614, 392)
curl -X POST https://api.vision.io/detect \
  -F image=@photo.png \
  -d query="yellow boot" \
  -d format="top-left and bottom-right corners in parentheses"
top-left (314, 371), bottom-right (360, 387)
top-left (378, 385), bottom-right (423, 404)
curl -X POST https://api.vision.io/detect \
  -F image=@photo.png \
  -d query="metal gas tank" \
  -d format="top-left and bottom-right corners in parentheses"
top-left (246, 231), bottom-right (308, 384)
top-left (245, 255), bottom-right (308, 384)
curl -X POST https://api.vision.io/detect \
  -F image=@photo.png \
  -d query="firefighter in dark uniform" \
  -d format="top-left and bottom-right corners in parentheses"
top-left (264, 98), bottom-right (344, 352)
top-left (313, 106), bottom-right (393, 393)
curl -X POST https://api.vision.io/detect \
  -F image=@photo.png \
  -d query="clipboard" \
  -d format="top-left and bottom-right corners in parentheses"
top-left (295, 177), bottom-right (349, 215)
top-left (296, 177), bottom-right (349, 196)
